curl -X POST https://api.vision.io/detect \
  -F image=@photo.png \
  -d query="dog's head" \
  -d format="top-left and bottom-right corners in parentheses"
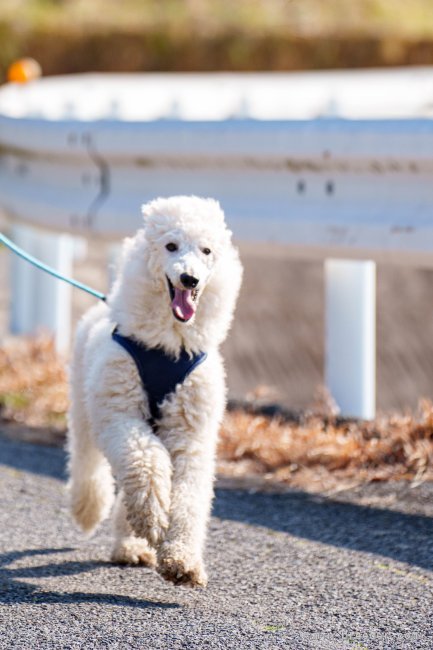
top-left (109, 196), bottom-right (243, 353)
top-left (142, 196), bottom-right (231, 325)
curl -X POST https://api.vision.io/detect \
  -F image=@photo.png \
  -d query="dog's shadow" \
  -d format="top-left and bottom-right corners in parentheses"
top-left (0, 548), bottom-right (180, 609)
top-left (214, 487), bottom-right (433, 572)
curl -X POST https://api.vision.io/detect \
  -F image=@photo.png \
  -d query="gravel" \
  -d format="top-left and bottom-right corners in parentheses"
top-left (0, 432), bottom-right (432, 649)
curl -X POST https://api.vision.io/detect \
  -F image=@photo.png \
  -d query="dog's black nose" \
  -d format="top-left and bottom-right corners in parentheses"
top-left (180, 273), bottom-right (199, 289)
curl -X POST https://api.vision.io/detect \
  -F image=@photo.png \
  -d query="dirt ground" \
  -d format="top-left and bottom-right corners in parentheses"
top-left (2, 234), bottom-right (433, 413)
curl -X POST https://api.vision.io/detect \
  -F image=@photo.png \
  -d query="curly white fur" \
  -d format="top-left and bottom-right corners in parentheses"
top-left (67, 196), bottom-right (243, 587)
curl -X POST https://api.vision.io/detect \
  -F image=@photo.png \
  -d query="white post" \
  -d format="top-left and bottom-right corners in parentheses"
top-left (10, 224), bottom-right (74, 353)
top-left (35, 230), bottom-right (73, 353)
top-left (325, 259), bottom-right (376, 420)
top-left (11, 224), bottom-right (37, 336)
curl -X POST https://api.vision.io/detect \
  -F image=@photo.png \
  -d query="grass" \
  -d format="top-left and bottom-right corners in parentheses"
top-left (0, 334), bottom-right (67, 429)
top-left (219, 400), bottom-right (433, 492)
top-left (2, 1), bottom-right (433, 77)
top-left (2, 0), bottom-right (433, 38)
top-left (0, 334), bottom-right (432, 492)
top-left (262, 624), bottom-right (286, 633)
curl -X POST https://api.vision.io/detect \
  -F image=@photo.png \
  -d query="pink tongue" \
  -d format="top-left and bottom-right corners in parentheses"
top-left (172, 287), bottom-right (196, 321)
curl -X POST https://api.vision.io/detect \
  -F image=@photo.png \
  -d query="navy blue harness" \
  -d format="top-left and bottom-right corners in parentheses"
top-left (112, 326), bottom-right (207, 427)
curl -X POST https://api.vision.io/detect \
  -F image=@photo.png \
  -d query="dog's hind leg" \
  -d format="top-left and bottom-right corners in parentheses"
top-left (67, 386), bottom-right (115, 535)
top-left (67, 305), bottom-right (115, 535)
top-left (111, 490), bottom-right (156, 567)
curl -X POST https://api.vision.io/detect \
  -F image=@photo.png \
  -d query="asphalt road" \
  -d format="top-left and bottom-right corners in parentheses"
top-left (0, 432), bottom-right (432, 649)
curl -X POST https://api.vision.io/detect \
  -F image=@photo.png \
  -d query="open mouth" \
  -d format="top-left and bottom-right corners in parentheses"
top-left (166, 276), bottom-right (199, 323)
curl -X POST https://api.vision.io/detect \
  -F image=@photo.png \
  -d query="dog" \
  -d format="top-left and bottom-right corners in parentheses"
top-left (67, 196), bottom-right (243, 587)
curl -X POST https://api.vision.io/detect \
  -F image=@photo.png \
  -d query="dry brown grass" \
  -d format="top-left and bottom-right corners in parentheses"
top-left (1, 335), bottom-right (432, 492)
top-left (218, 405), bottom-right (433, 493)
top-left (0, 334), bottom-right (67, 429)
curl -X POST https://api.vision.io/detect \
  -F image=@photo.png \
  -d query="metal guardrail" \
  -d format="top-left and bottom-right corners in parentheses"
top-left (1, 70), bottom-right (433, 418)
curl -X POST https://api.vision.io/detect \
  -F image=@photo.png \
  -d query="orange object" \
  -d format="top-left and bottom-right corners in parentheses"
top-left (7, 58), bottom-right (42, 83)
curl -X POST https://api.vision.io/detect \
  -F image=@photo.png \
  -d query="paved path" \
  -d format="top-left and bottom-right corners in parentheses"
top-left (0, 433), bottom-right (432, 649)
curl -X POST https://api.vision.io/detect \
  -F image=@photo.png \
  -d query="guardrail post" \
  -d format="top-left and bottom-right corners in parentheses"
top-left (10, 224), bottom-right (36, 339)
top-left (10, 223), bottom-right (73, 353)
top-left (325, 259), bottom-right (376, 419)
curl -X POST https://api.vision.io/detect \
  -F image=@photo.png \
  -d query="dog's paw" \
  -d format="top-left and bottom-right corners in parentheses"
top-left (111, 537), bottom-right (157, 567)
top-left (157, 547), bottom-right (208, 588)
top-left (125, 496), bottom-right (169, 548)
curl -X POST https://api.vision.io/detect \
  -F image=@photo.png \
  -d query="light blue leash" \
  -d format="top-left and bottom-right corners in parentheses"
top-left (0, 231), bottom-right (107, 301)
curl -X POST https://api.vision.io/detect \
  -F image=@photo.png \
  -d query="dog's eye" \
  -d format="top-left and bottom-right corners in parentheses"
top-left (166, 242), bottom-right (178, 252)
top-left (202, 247), bottom-right (211, 256)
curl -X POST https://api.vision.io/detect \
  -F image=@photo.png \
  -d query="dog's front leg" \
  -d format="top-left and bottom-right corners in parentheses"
top-left (88, 350), bottom-right (173, 547)
top-left (111, 488), bottom-right (157, 567)
top-left (156, 434), bottom-right (216, 588)
top-left (96, 413), bottom-right (172, 547)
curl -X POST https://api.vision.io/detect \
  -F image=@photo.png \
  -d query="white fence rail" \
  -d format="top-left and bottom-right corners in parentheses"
top-left (1, 70), bottom-right (433, 419)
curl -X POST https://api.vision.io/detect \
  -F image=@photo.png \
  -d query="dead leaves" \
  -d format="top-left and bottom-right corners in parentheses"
top-left (1, 335), bottom-right (432, 492)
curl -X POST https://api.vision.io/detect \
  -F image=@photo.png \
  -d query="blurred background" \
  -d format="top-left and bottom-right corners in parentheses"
top-left (1, 0), bottom-right (433, 415)
top-left (2, 0), bottom-right (433, 76)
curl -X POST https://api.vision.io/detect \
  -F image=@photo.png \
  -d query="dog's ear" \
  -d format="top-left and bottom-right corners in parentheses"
top-left (203, 197), bottom-right (232, 238)
top-left (141, 201), bottom-right (154, 222)
top-left (204, 198), bottom-right (224, 222)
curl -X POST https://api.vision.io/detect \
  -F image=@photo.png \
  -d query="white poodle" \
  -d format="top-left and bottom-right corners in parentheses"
top-left (67, 196), bottom-right (243, 587)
